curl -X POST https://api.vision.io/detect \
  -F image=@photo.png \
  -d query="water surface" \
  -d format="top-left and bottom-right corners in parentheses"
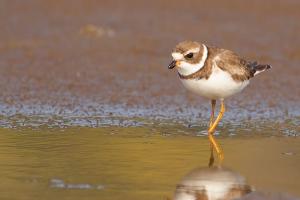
top-left (0, 1), bottom-right (299, 199)
top-left (0, 128), bottom-right (299, 199)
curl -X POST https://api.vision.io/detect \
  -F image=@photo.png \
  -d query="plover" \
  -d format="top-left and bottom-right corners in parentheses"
top-left (168, 41), bottom-right (271, 163)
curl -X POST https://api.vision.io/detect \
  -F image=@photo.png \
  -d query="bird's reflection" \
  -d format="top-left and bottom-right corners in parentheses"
top-left (173, 166), bottom-right (253, 200)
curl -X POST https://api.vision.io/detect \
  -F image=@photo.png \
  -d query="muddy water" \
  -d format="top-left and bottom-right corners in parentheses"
top-left (0, 128), bottom-right (299, 200)
top-left (0, 1), bottom-right (299, 199)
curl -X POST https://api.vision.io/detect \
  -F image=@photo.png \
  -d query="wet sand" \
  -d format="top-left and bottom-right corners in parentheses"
top-left (0, 127), bottom-right (299, 200)
top-left (0, 0), bottom-right (299, 134)
top-left (0, 1), bottom-right (299, 199)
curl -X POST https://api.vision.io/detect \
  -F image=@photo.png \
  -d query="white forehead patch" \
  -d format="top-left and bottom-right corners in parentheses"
top-left (172, 52), bottom-right (184, 60)
top-left (177, 44), bottom-right (208, 76)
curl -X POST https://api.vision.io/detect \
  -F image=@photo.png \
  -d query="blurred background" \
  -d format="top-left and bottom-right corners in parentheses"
top-left (0, 1), bottom-right (299, 200)
top-left (0, 0), bottom-right (299, 132)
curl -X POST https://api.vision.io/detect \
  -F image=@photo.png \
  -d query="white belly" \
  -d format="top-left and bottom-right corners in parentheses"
top-left (180, 68), bottom-right (249, 100)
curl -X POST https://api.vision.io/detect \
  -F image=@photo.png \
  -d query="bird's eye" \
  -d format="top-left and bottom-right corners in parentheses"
top-left (185, 53), bottom-right (194, 59)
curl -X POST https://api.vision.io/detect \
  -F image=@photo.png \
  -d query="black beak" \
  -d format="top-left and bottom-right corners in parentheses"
top-left (168, 60), bottom-right (177, 69)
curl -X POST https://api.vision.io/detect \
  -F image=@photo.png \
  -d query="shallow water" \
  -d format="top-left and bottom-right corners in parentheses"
top-left (0, 127), bottom-right (299, 200)
top-left (0, 1), bottom-right (299, 199)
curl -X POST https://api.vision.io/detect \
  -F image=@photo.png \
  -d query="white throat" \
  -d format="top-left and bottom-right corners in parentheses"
top-left (177, 44), bottom-right (208, 76)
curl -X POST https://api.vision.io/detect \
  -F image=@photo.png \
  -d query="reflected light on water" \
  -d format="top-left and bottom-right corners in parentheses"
top-left (173, 166), bottom-right (252, 200)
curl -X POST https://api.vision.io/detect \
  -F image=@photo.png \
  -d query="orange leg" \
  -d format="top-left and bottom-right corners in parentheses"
top-left (209, 100), bottom-right (216, 127)
top-left (208, 100), bottom-right (225, 163)
top-left (208, 100), bottom-right (216, 167)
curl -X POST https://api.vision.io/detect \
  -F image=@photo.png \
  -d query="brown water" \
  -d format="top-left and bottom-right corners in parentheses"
top-left (0, 127), bottom-right (299, 200)
top-left (0, 0), bottom-right (299, 199)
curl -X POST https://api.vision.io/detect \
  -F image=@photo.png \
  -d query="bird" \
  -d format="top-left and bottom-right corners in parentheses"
top-left (168, 41), bottom-right (271, 164)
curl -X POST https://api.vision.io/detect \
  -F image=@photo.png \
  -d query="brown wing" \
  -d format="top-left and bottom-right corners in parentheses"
top-left (215, 49), bottom-right (252, 81)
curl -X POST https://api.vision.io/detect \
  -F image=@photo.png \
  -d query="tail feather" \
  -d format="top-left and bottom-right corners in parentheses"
top-left (247, 61), bottom-right (271, 76)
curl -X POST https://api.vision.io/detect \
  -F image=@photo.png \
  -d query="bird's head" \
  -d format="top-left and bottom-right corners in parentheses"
top-left (168, 41), bottom-right (208, 76)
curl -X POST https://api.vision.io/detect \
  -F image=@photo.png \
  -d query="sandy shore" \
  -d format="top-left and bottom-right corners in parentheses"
top-left (0, 0), bottom-right (299, 134)
top-left (0, 1), bottom-right (299, 199)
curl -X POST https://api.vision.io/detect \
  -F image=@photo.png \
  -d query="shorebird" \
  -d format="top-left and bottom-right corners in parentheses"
top-left (168, 41), bottom-right (271, 163)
